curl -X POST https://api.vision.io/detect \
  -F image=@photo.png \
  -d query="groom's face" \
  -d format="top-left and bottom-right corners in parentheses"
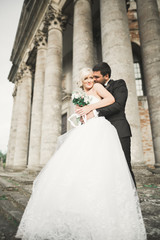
top-left (93, 71), bottom-right (108, 85)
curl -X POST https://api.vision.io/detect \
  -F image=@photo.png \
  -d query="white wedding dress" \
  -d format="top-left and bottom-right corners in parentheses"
top-left (16, 96), bottom-right (147, 240)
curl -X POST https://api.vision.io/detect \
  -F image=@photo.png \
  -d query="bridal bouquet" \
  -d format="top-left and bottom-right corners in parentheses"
top-left (72, 90), bottom-right (91, 106)
top-left (68, 90), bottom-right (91, 127)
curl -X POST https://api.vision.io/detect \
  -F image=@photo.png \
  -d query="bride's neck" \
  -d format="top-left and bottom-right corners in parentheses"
top-left (83, 88), bottom-right (92, 94)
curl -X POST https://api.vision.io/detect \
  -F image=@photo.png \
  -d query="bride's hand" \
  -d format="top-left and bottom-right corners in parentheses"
top-left (75, 105), bottom-right (92, 116)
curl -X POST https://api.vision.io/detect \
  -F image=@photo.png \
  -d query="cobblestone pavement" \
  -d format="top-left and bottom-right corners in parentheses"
top-left (0, 166), bottom-right (160, 240)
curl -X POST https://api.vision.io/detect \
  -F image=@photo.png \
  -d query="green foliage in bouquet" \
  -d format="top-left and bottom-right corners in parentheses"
top-left (72, 90), bottom-right (90, 107)
top-left (72, 97), bottom-right (89, 107)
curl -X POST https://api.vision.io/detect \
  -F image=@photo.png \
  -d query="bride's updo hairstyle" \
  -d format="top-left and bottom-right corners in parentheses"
top-left (77, 68), bottom-right (93, 89)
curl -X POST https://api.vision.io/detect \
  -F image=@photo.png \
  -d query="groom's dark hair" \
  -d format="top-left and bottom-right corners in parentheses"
top-left (93, 62), bottom-right (111, 78)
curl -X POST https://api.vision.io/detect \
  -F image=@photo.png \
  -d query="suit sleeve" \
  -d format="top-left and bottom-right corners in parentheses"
top-left (97, 80), bottom-right (128, 117)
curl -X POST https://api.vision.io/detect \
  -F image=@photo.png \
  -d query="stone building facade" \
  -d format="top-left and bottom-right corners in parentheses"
top-left (6, 0), bottom-right (160, 170)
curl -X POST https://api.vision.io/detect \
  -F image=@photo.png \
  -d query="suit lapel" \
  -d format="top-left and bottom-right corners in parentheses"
top-left (105, 80), bottom-right (114, 91)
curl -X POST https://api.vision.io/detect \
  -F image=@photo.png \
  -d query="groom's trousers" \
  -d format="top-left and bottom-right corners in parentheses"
top-left (119, 137), bottom-right (136, 187)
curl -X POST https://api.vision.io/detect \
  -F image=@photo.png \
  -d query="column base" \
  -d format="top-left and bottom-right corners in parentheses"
top-left (27, 165), bottom-right (42, 172)
top-left (6, 165), bottom-right (27, 172)
top-left (155, 163), bottom-right (160, 168)
top-left (3, 165), bottom-right (14, 171)
top-left (132, 162), bottom-right (147, 169)
top-left (147, 165), bottom-right (160, 174)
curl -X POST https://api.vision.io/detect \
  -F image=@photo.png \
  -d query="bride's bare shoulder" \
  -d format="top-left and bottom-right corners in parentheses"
top-left (93, 83), bottom-right (104, 89)
top-left (93, 83), bottom-right (101, 87)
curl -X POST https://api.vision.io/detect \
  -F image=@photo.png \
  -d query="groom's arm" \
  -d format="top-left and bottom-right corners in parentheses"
top-left (97, 80), bottom-right (128, 117)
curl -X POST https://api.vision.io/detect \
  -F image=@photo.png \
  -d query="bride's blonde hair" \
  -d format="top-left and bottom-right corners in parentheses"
top-left (77, 68), bottom-right (93, 88)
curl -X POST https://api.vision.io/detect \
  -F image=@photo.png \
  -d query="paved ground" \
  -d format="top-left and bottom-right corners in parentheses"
top-left (0, 212), bottom-right (18, 240)
top-left (0, 165), bottom-right (160, 240)
top-left (134, 166), bottom-right (160, 240)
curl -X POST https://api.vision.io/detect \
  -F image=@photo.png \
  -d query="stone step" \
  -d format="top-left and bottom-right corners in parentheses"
top-left (0, 208), bottom-right (20, 240)
top-left (0, 175), bottom-right (33, 195)
top-left (0, 176), bottom-right (18, 190)
top-left (0, 170), bottom-right (37, 186)
top-left (0, 196), bottom-right (23, 224)
top-left (18, 183), bottom-right (32, 196)
top-left (0, 189), bottom-right (29, 211)
top-left (0, 175), bottom-right (33, 227)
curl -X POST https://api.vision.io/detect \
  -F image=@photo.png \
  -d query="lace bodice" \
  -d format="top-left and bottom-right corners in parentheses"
top-left (89, 95), bottom-right (100, 118)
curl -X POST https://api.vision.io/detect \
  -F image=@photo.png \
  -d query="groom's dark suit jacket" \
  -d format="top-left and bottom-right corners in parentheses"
top-left (98, 79), bottom-right (137, 186)
top-left (97, 79), bottom-right (132, 138)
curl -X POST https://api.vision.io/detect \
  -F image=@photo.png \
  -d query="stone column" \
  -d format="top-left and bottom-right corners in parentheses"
top-left (72, 0), bottom-right (94, 90)
top-left (40, 6), bottom-right (66, 166)
top-left (137, 0), bottom-right (160, 167)
top-left (13, 65), bottom-right (32, 169)
top-left (100, 0), bottom-right (144, 163)
top-left (6, 79), bottom-right (19, 168)
top-left (157, 0), bottom-right (160, 14)
top-left (27, 31), bottom-right (47, 170)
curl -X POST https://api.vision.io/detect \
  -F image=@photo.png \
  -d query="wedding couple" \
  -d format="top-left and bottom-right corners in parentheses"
top-left (16, 62), bottom-right (147, 240)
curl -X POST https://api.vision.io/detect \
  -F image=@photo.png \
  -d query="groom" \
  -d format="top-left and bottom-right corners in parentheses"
top-left (92, 62), bottom-right (136, 186)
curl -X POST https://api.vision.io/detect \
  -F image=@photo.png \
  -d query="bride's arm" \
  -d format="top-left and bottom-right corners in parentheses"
top-left (90, 83), bottom-right (115, 109)
top-left (75, 105), bottom-right (94, 121)
top-left (76, 83), bottom-right (115, 116)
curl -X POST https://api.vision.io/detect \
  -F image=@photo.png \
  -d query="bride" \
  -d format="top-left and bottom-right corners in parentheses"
top-left (16, 68), bottom-right (147, 240)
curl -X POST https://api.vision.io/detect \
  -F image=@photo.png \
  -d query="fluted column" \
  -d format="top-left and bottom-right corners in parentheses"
top-left (157, 0), bottom-right (160, 14)
top-left (13, 65), bottom-right (32, 169)
top-left (72, 0), bottom-right (94, 90)
top-left (100, 0), bottom-right (144, 163)
top-left (27, 31), bottom-right (47, 170)
top-left (40, 6), bottom-right (66, 166)
top-left (6, 79), bottom-right (19, 168)
top-left (137, 0), bottom-right (160, 167)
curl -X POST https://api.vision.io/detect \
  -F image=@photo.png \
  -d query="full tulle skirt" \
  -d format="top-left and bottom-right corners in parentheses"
top-left (16, 117), bottom-right (147, 240)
